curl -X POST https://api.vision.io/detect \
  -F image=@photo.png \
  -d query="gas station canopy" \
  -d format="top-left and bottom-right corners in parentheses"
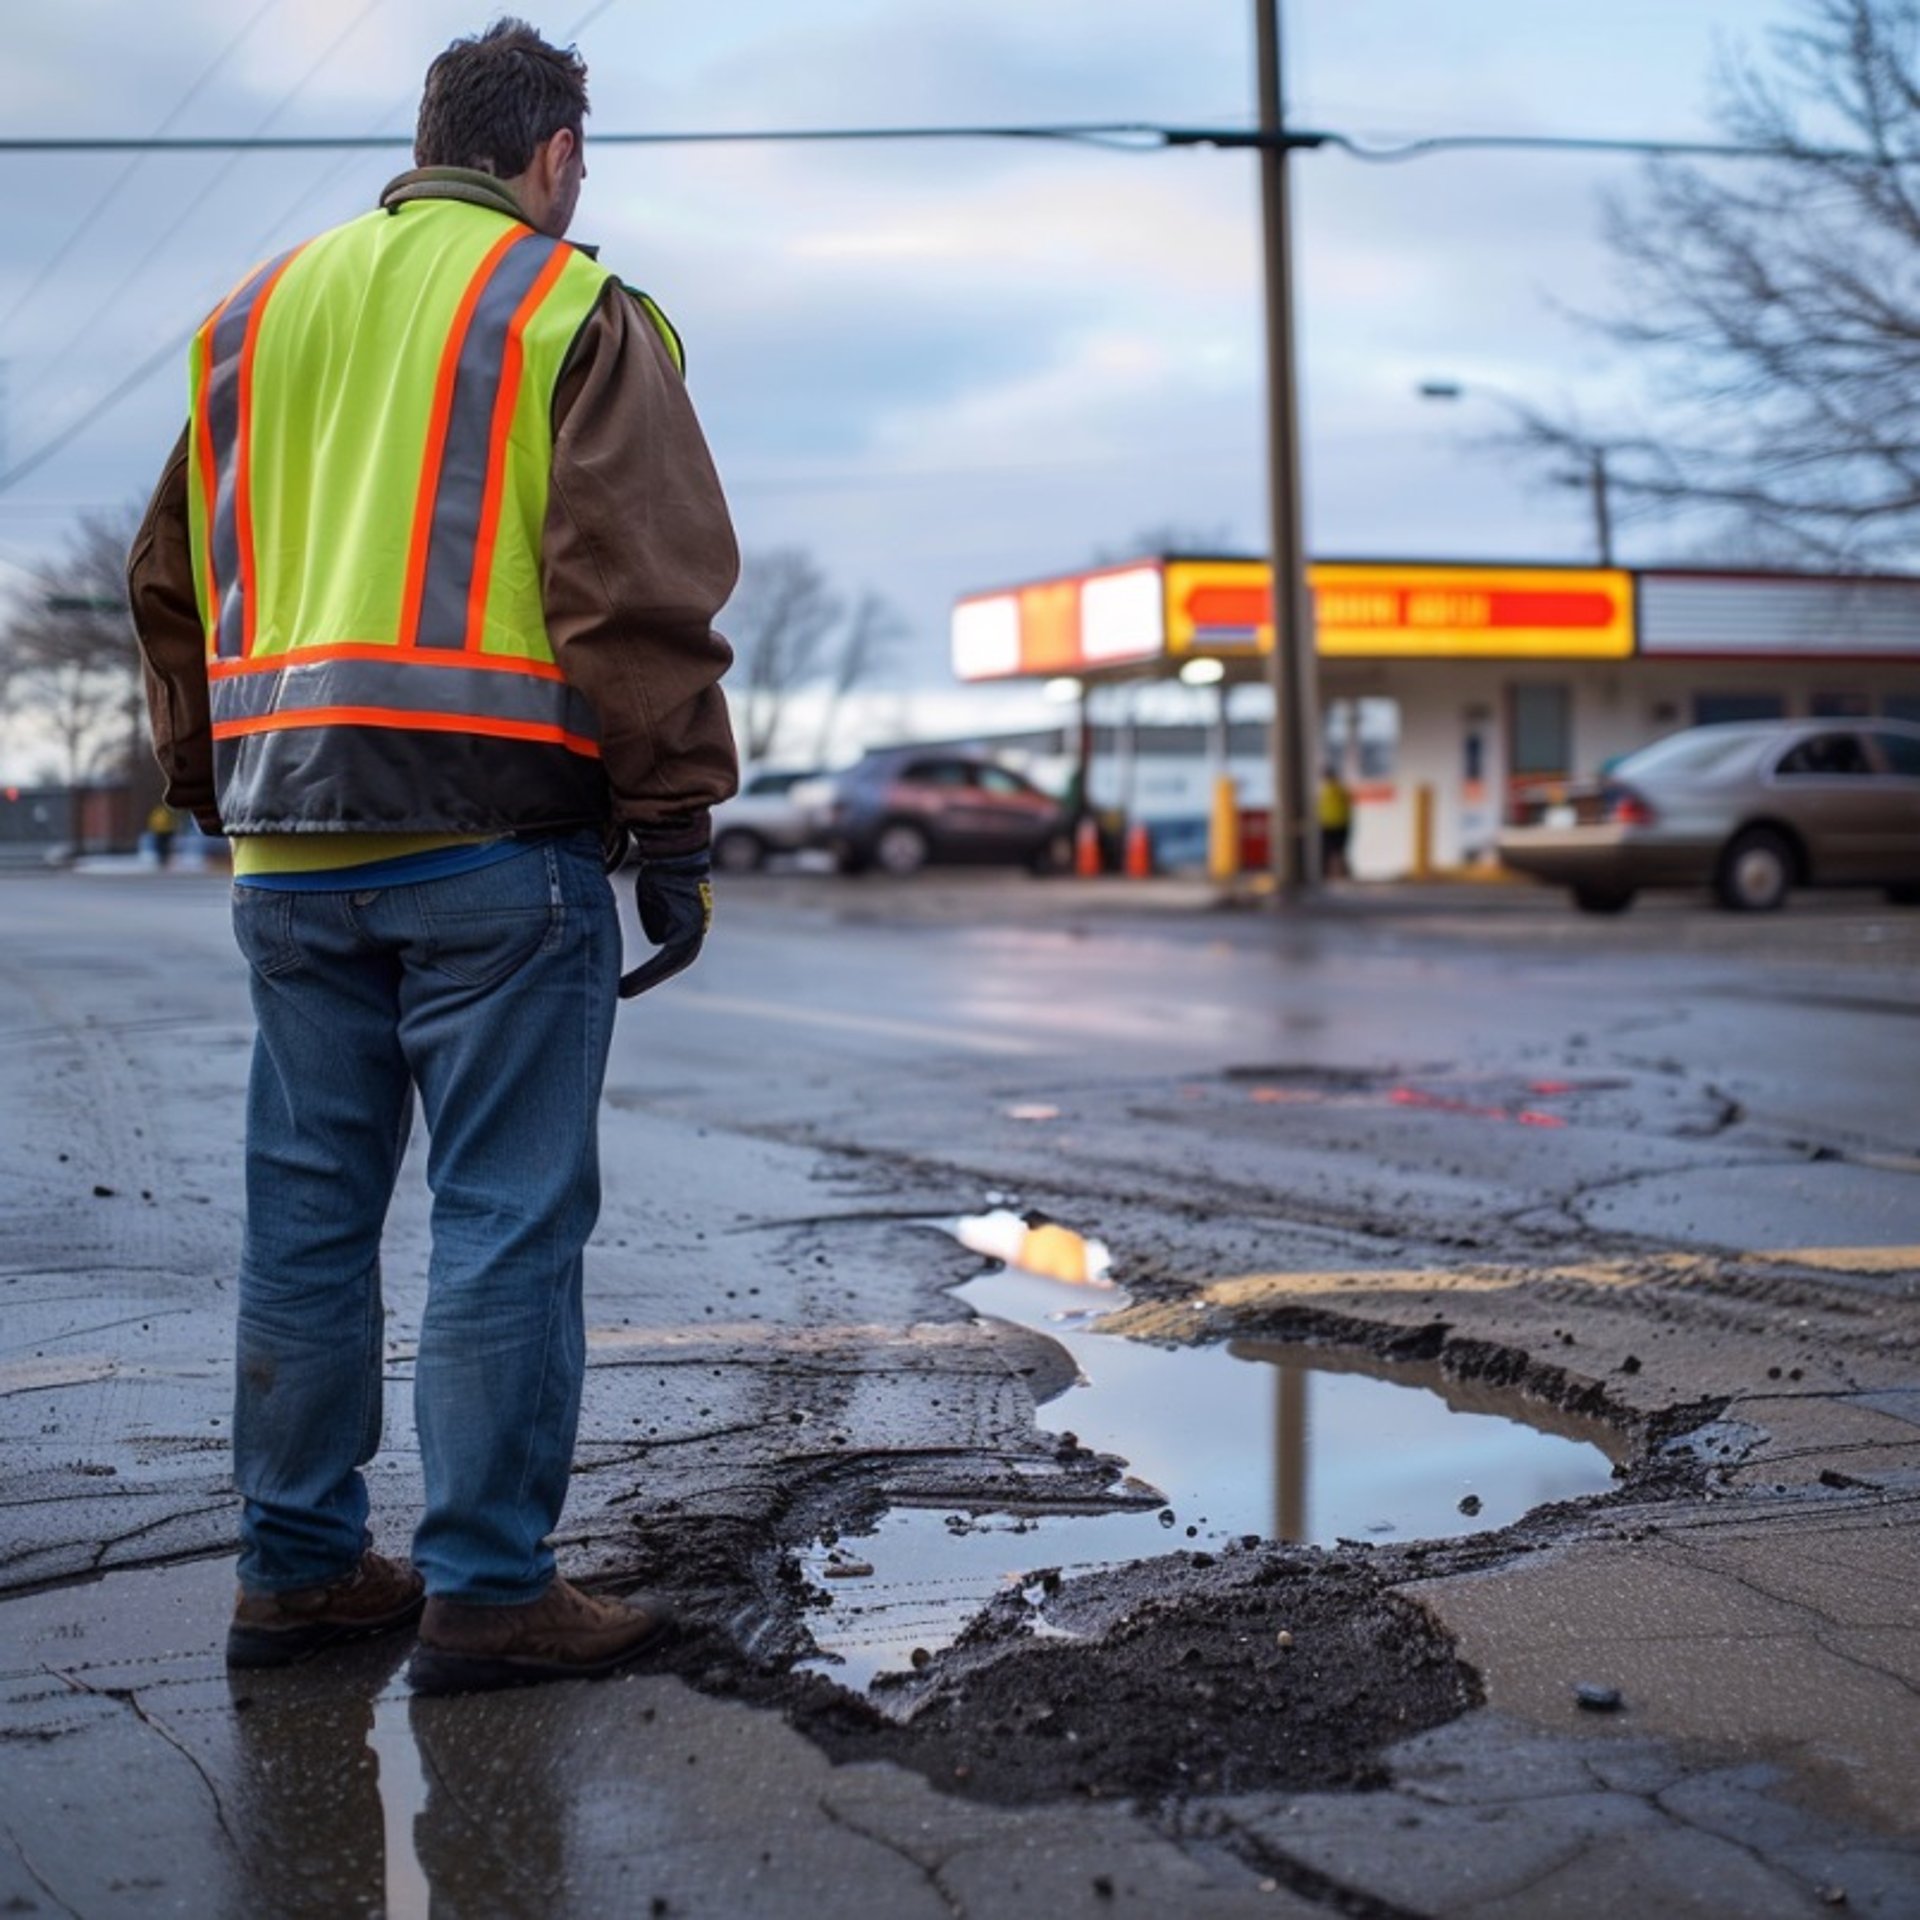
top-left (952, 556), bottom-right (1636, 683)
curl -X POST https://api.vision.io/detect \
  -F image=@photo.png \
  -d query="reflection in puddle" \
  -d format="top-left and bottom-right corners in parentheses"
top-left (952, 1208), bottom-right (1112, 1286)
top-left (369, 1683), bottom-right (432, 1919)
top-left (1222, 1065), bottom-right (1633, 1128)
top-left (801, 1214), bottom-right (1619, 1694)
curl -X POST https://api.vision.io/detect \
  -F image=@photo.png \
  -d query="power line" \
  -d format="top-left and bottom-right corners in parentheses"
top-left (0, 0), bottom-right (285, 342)
top-left (0, 0), bottom-right (625, 501)
top-left (0, 324), bottom-right (197, 495)
top-left (0, 0), bottom-right (613, 499)
top-left (2, 0), bottom-right (384, 493)
top-left (1, 122), bottom-right (1916, 164)
top-left (5, 98), bottom-right (1914, 500)
top-left (1239, 129), bottom-right (1920, 166)
top-left (236, 0), bottom-right (627, 253)
top-left (0, 123), bottom-right (1164, 153)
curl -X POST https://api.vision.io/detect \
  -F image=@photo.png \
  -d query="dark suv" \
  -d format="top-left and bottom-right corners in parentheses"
top-left (816, 748), bottom-right (1071, 875)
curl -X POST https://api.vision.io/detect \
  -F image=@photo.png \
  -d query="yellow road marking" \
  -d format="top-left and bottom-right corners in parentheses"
top-left (1746, 1246), bottom-right (1920, 1276)
top-left (1099, 1245), bottom-right (1919, 1339)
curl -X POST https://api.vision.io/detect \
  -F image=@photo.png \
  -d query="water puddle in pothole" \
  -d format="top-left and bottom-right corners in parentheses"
top-left (799, 1210), bottom-right (1621, 1695)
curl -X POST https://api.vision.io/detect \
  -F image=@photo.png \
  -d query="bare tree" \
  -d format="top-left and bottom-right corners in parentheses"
top-left (1526, 0), bottom-right (1920, 564)
top-left (725, 547), bottom-right (843, 763)
top-left (1092, 522), bottom-right (1239, 565)
top-left (812, 590), bottom-right (905, 765)
top-left (0, 507), bottom-right (145, 787)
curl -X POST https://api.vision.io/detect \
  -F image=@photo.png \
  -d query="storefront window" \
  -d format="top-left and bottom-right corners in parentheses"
top-left (1510, 685), bottom-right (1571, 777)
top-left (1692, 692), bottom-right (1786, 726)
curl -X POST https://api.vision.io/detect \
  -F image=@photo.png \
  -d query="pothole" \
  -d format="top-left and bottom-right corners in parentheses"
top-left (798, 1210), bottom-right (1619, 1695)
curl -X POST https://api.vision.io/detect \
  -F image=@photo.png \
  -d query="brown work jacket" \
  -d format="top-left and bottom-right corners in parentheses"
top-left (127, 170), bottom-right (739, 858)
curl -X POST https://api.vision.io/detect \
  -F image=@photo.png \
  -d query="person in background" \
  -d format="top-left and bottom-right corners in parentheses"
top-left (1318, 762), bottom-right (1353, 879)
top-left (145, 801), bottom-right (176, 868)
top-left (127, 18), bottom-right (737, 1692)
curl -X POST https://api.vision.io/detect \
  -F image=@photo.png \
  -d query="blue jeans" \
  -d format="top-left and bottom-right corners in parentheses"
top-left (230, 832), bottom-right (618, 1603)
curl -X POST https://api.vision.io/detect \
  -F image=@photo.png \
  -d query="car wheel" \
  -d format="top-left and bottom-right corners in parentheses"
top-left (1571, 883), bottom-right (1636, 915)
top-left (1715, 827), bottom-right (1794, 911)
top-left (1886, 883), bottom-right (1920, 907)
top-left (1027, 831), bottom-right (1073, 877)
top-left (874, 821), bottom-right (930, 876)
top-left (712, 829), bottom-right (765, 875)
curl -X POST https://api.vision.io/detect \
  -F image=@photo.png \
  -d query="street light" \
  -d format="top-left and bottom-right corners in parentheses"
top-left (1417, 379), bottom-right (1616, 567)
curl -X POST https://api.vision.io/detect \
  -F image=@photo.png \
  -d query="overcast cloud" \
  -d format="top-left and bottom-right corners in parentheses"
top-left (0, 0), bottom-right (1802, 771)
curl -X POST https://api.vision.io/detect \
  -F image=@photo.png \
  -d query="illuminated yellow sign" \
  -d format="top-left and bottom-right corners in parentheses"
top-left (1163, 561), bottom-right (1634, 660)
top-left (1314, 564), bottom-right (1634, 659)
top-left (1164, 559), bottom-right (1274, 654)
top-left (954, 560), bottom-right (1638, 679)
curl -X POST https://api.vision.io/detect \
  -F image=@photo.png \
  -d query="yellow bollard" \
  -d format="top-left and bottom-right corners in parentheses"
top-left (1410, 782), bottom-right (1434, 881)
top-left (1208, 775), bottom-right (1241, 882)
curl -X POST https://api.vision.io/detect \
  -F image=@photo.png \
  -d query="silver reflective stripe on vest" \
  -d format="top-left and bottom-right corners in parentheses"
top-left (209, 655), bottom-right (599, 743)
top-left (204, 249), bottom-right (300, 662)
top-left (414, 231), bottom-right (565, 651)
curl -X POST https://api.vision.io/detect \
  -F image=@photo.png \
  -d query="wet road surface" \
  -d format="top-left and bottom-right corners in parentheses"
top-left (2, 867), bottom-right (1917, 1916)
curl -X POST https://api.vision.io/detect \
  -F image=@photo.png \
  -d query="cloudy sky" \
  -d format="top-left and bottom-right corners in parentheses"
top-left (0, 0), bottom-right (1804, 742)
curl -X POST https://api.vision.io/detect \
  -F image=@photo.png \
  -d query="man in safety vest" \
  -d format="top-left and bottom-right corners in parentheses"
top-left (127, 18), bottom-right (738, 1692)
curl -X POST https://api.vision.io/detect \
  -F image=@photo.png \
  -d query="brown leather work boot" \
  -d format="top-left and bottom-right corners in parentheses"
top-left (407, 1576), bottom-right (674, 1695)
top-left (227, 1550), bottom-right (425, 1668)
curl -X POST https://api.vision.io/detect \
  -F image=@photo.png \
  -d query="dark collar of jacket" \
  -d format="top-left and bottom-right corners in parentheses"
top-left (377, 168), bottom-right (601, 258)
top-left (379, 166), bottom-right (538, 224)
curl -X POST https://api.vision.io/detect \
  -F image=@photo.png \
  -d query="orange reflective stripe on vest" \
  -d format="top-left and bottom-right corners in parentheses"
top-left (401, 228), bottom-right (571, 653)
top-left (196, 245), bottom-right (305, 662)
top-left (207, 643), bottom-right (600, 756)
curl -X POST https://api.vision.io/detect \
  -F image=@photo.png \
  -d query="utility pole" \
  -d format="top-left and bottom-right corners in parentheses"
top-left (1255, 0), bottom-right (1319, 893)
top-left (1588, 447), bottom-right (1614, 567)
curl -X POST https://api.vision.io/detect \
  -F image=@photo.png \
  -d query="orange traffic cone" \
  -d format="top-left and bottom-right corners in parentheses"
top-left (1124, 820), bottom-right (1153, 878)
top-left (1074, 815), bottom-right (1103, 877)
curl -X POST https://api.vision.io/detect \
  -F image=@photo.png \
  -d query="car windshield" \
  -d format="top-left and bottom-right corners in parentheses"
top-left (1612, 729), bottom-right (1765, 781)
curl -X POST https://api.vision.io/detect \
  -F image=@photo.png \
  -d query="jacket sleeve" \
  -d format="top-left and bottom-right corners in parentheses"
top-left (126, 430), bottom-right (222, 834)
top-left (545, 282), bottom-right (740, 857)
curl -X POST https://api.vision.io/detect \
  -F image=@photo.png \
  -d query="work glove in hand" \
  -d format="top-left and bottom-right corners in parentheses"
top-left (620, 850), bottom-right (713, 999)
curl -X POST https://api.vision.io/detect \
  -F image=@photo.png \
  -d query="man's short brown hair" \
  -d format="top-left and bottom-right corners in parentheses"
top-left (415, 18), bottom-right (589, 177)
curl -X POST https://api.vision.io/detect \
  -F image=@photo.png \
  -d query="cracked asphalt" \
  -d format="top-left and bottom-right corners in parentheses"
top-left (1, 866), bottom-right (1917, 1918)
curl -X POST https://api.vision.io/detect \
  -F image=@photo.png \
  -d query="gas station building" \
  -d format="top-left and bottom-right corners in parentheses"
top-left (950, 556), bottom-right (1920, 877)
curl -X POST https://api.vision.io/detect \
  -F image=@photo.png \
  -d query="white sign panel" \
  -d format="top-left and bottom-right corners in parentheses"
top-left (1639, 574), bottom-right (1920, 659)
top-left (1079, 566), bottom-right (1166, 665)
top-left (950, 594), bottom-right (1022, 681)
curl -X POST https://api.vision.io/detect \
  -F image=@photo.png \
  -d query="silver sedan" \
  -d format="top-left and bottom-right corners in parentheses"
top-left (1497, 718), bottom-right (1920, 913)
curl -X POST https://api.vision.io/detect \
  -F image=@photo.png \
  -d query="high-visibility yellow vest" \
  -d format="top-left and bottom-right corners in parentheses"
top-left (1318, 775), bottom-right (1352, 830)
top-left (186, 197), bottom-right (623, 833)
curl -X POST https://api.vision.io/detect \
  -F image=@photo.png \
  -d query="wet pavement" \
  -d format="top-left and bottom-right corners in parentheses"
top-left (2, 867), bottom-right (1918, 1916)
